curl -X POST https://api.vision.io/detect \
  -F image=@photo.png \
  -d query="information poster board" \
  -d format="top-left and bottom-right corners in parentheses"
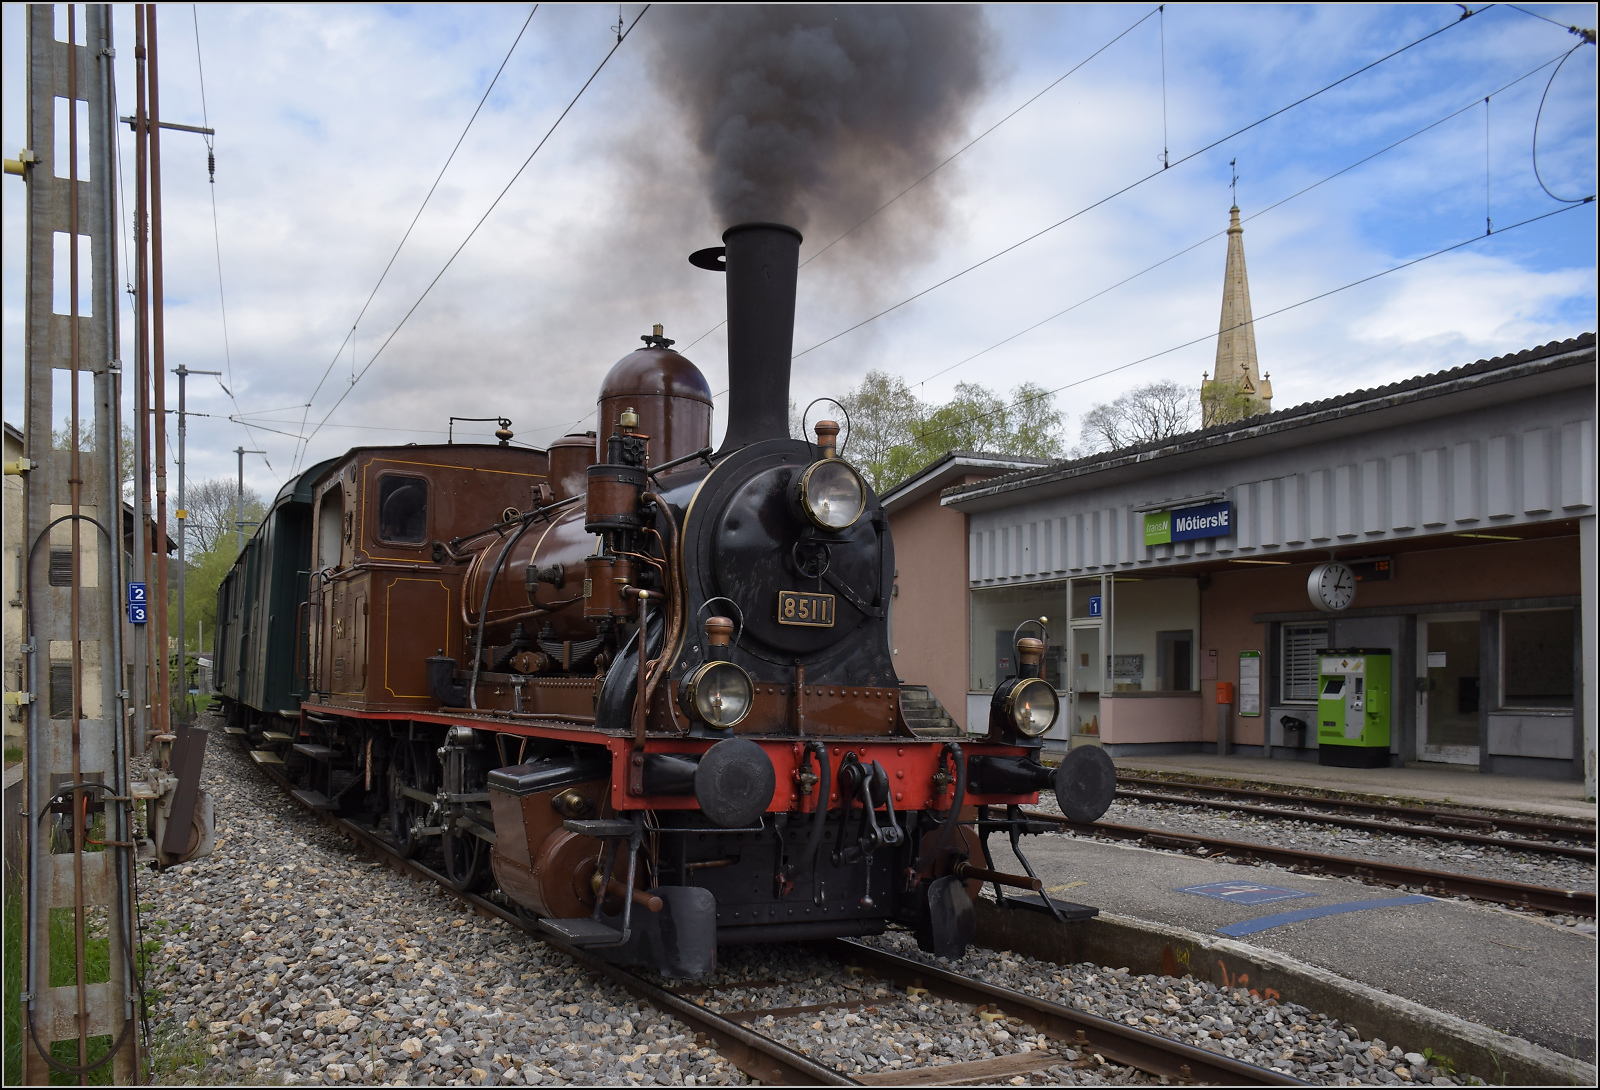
top-left (1238, 650), bottom-right (1262, 716)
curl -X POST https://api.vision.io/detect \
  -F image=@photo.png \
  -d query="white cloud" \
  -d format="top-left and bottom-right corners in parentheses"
top-left (3, 3), bottom-right (1593, 500)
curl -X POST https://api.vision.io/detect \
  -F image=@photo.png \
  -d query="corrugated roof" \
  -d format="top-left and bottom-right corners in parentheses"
top-left (942, 332), bottom-right (1595, 504)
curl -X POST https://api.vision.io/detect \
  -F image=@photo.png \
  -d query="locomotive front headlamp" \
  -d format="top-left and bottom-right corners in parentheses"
top-left (1006, 677), bottom-right (1058, 737)
top-left (681, 660), bottom-right (754, 729)
top-left (798, 459), bottom-right (865, 531)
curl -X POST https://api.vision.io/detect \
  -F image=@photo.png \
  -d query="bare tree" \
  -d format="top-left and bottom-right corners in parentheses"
top-left (182, 477), bottom-right (265, 555)
top-left (1073, 380), bottom-right (1198, 457)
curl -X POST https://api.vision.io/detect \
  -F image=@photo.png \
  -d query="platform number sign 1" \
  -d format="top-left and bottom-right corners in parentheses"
top-left (127, 581), bottom-right (148, 625)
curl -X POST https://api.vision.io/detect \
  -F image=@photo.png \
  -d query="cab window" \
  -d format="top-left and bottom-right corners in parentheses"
top-left (378, 475), bottom-right (428, 544)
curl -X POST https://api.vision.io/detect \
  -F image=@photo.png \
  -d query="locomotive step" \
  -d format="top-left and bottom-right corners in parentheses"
top-left (537, 917), bottom-right (625, 946)
top-left (261, 731), bottom-right (296, 743)
top-left (563, 818), bottom-right (638, 838)
top-left (249, 750), bottom-right (285, 766)
top-left (1004, 892), bottom-right (1099, 921)
top-left (292, 743), bottom-right (336, 761)
top-left (292, 788), bottom-right (338, 811)
top-left (223, 726), bottom-right (246, 736)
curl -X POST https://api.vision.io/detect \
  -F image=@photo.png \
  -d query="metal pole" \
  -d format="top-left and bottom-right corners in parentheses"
top-left (132, 2), bottom-right (152, 759)
top-left (148, 4), bottom-right (171, 738)
top-left (173, 366), bottom-right (218, 724)
top-left (93, 5), bottom-right (139, 1075)
top-left (236, 446), bottom-right (264, 553)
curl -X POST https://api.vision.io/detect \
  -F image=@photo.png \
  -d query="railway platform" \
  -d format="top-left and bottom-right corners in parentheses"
top-left (1109, 753), bottom-right (1594, 823)
top-left (1008, 832), bottom-right (1598, 1068)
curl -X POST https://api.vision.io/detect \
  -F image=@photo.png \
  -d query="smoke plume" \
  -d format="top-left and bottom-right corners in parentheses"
top-left (645, 5), bottom-right (995, 239)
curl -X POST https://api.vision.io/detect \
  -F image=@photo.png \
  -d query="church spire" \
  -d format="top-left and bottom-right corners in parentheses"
top-left (1202, 199), bottom-right (1272, 425)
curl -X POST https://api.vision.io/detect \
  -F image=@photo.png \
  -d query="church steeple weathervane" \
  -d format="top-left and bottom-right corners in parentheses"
top-left (1201, 173), bottom-right (1273, 426)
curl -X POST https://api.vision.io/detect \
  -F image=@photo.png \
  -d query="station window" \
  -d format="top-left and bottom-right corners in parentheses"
top-left (1280, 623), bottom-right (1327, 704)
top-left (1107, 578), bottom-right (1199, 693)
top-left (378, 475), bottom-right (428, 544)
top-left (1500, 608), bottom-right (1574, 710)
top-left (969, 581), bottom-right (1065, 692)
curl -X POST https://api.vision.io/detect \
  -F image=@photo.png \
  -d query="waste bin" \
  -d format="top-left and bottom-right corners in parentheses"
top-left (1279, 715), bottom-right (1307, 749)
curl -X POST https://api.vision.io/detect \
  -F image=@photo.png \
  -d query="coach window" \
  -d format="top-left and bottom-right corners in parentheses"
top-left (317, 488), bottom-right (344, 568)
top-left (378, 475), bottom-right (429, 544)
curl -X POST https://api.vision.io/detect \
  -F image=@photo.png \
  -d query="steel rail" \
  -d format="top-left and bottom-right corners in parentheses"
top-left (829, 938), bottom-right (1306, 1086)
top-left (1116, 774), bottom-right (1595, 844)
top-left (1027, 811), bottom-right (1596, 917)
top-left (235, 733), bottom-right (1307, 1084)
top-left (1113, 787), bottom-right (1596, 861)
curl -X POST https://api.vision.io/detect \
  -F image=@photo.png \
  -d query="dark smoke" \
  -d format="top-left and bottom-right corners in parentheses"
top-left (645, 5), bottom-right (994, 237)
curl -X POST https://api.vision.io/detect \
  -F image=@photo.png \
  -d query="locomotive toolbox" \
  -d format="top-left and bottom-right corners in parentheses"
top-left (214, 221), bottom-right (1116, 976)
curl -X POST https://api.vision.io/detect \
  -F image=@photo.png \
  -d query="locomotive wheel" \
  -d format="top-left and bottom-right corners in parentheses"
top-left (442, 829), bottom-right (490, 893)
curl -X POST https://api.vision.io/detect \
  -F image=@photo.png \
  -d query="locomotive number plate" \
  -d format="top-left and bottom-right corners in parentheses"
top-left (777, 590), bottom-right (835, 627)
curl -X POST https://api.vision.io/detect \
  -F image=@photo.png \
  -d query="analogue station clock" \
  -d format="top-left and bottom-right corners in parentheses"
top-left (1307, 561), bottom-right (1356, 612)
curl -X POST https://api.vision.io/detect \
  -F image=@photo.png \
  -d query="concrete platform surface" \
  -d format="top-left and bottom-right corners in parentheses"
top-left (1000, 833), bottom-right (1597, 1062)
top-left (1111, 753), bottom-right (1595, 822)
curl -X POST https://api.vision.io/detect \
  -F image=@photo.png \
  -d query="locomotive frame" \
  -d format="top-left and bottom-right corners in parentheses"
top-left (215, 222), bottom-right (1115, 977)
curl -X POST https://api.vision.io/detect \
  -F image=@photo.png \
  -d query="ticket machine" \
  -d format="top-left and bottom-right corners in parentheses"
top-left (1316, 648), bottom-right (1391, 767)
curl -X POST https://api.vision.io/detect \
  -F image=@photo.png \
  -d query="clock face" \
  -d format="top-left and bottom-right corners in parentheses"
top-left (1309, 562), bottom-right (1356, 612)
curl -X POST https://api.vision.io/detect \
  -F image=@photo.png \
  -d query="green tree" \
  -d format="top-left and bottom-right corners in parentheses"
top-left (834, 371), bottom-right (1065, 492)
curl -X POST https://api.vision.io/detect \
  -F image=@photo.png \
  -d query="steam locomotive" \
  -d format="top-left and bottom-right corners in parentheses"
top-left (215, 222), bottom-right (1115, 976)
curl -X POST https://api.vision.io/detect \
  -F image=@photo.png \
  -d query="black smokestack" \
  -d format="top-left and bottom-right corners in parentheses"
top-left (647, 6), bottom-right (993, 235)
top-left (716, 222), bottom-right (801, 451)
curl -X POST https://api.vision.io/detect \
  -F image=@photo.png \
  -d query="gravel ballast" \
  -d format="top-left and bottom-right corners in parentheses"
top-left (861, 931), bottom-right (1486, 1086)
top-left (138, 731), bottom-right (746, 1086)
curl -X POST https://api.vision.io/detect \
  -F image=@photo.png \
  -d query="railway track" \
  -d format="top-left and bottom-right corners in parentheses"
top-left (237, 735), bottom-right (1303, 1086)
top-left (1027, 810), bottom-right (1597, 918)
top-left (1115, 774), bottom-right (1595, 857)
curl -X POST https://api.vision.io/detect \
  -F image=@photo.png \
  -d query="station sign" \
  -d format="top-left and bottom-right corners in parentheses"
top-left (127, 581), bottom-right (148, 625)
top-left (1143, 501), bottom-right (1233, 546)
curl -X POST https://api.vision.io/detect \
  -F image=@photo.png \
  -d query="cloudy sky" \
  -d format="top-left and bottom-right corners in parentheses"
top-left (3, 3), bottom-right (1595, 502)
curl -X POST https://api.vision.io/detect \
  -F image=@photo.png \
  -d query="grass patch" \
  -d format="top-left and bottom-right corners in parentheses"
top-left (5, 886), bottom-right (21, 1086)
top-left (4, 887), bottom-right (115, 1085)
top-left (48, 1035), bottom-right (114, 1086)
top-left (4, 744), bottom-right (21, 766)
top-left (148, 1021), bottom-right (209, 1083)
top-left (48, 906), bottom-right (111, 987)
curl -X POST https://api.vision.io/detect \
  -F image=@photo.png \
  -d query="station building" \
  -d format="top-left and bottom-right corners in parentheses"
top-left (889, 333), bottom-right (1595, 794)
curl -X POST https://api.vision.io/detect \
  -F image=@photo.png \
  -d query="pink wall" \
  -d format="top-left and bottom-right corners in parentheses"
top-left (1200, 534), bottom-right (1580, 746)
top-left (1102, 694), bottom-right (1203, 744)
top-left (888, 475), bottom-right (994, 728)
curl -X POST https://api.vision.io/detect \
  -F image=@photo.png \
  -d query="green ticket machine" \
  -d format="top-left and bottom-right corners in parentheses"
top-left (1317, 648), bottom-right (1391, 768)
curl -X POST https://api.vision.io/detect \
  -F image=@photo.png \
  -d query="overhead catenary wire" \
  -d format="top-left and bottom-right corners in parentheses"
top-left (1506, 3), bottom-right (1598, 39)
top-left (790, 6), bottom-right (1493, 363)
top-left (890, 200), bottom-right (1593, 457)
top-left (1531, 43), bottom-right (1595, 203)
top-left (909, 49), bottom-right (1575, 391)
top-left (290, 4), bottom-right (540, 471)
top-left (190, 4), bottom-right (280, 470)
top-left (298, 5), bottom-right (651, 463)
